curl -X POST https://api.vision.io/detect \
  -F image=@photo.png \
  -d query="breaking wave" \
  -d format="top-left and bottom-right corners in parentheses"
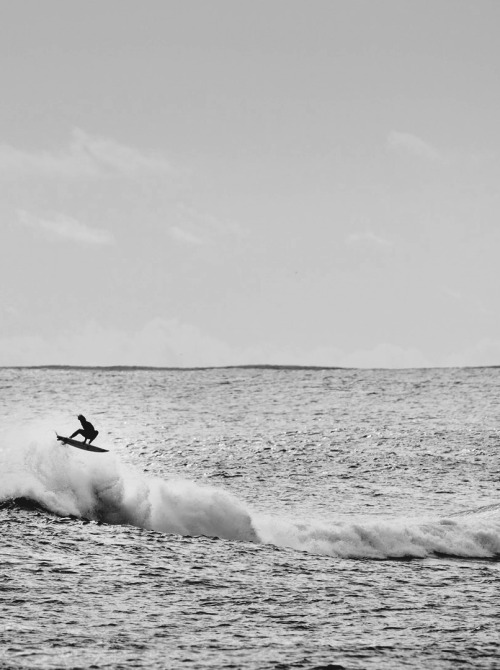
top-left (1, 430), bottom-right (500, 559)
top-left (256, 506), bottom-right (500, 559)
top-left (0, 431), bottom-right (257, 543)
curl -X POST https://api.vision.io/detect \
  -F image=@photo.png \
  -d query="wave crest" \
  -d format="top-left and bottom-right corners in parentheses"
top-left (0, 432), bottom-right (258, 543)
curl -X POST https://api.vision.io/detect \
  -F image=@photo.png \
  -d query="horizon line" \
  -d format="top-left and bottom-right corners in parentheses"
top-left (1, 364), bottom-right (499, 372)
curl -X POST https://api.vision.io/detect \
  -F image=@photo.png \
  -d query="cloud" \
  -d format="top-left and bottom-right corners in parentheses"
top-left (442, 338), bottom-right (500, 367)
top-left (173, 204), bottom-right (248, 245)
top-left (0, 319), bottom-right (253, 367)
top-left (18, 210), bottom-right (115, 245)
top-left (7, 320), bottom-right (498, 369)
top-left (169, 226), bottom-right (205, 246)
top-left (70, 129), bottom-right (172, 176)
top-left (387, 131), bottom-right (443, 162)
top-left (0, 128), bottom-right (172, 180)
top-left (2, 324), bottom-right (500, 371)
top-left (441, 286), bottom-right (462, 301)
top-left (168, 204), bottom-right (248, 249)
top-left (300, 343), bottom-right (430, 369)
top-left (346, 231), bottom-right (393, 250)
top-left (341, 343), bottom-right (430, 368)
top-left (177, 204), bottom-right (247, 239)
top-left (0, 316), bottom-right (434, 369)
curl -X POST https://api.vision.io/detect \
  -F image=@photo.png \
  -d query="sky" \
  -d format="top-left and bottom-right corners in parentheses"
top-left (1, 0), bottom-right (499, 368)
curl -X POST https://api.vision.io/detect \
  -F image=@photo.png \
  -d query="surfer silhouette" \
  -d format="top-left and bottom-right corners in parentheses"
top-left (70, 414), bottom-right (99, 444)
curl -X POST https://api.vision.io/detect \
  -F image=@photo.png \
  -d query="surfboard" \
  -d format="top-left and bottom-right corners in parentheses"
top-left (56, 435), bottom-right (108, 453)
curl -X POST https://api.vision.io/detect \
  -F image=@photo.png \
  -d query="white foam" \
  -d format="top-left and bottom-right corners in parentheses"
top-left (254, 512), bottom-right (500, 559)
top-left (0, 429), bottom-right (257, 543)
top-left (2, 428), bottom-right (500, 558)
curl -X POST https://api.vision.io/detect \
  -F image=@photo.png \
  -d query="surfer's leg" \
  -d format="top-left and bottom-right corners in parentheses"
top-left (88, 430), bottom-right (99, 444)
top-left (70, 429), bottom-right (85, 439)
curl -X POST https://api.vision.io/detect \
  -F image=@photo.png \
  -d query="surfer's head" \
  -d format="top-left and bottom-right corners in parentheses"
top-left (78, 414), bottom-right (85, 421)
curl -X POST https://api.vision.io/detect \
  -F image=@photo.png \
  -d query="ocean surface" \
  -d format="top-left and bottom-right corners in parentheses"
top-left (1, 366), bottom-right (500, 669)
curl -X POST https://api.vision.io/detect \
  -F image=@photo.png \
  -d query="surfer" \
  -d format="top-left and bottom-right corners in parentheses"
top-left (70, 415), bottom-right (99, 444)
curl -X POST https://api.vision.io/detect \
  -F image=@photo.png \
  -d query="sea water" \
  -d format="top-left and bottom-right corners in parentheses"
top-left (1, 366), bottom-right (499, 669)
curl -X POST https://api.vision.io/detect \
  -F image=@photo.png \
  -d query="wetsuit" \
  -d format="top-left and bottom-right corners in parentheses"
top-left (70, 417), bottom-right (99, 444)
